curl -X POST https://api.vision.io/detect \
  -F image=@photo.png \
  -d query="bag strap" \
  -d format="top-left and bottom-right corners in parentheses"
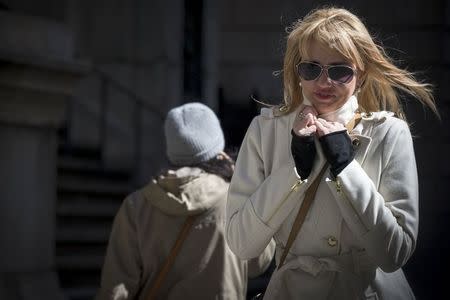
top-left (146, 215), bottom-right (197, 300)
top-left (277, 112), bottom-right (362, 270)
top-left (345, 112), bottom-right (362, 133)
top-left (277, 164), bottom-right (327, 270)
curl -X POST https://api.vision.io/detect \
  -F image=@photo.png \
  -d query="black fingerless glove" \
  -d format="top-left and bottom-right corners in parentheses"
top-left (291, 130), bottom-right (316, 179)
top-left (319, 130), bottom-right (354, 177)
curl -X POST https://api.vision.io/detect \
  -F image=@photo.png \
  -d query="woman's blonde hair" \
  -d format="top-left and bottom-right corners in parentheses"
top-left (282, 7), bottom-right (438, 119)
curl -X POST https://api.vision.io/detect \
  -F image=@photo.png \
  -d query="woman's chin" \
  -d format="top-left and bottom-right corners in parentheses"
top-left (311, 100), bottom-right (337, 114)
top-left (311, 95), bottom-right (348, 114)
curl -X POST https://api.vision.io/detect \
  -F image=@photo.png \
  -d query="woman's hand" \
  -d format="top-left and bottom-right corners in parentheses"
top-left (316, 118), bottom-right (354, 177)
top-left (292, 106), bottom-right (318, 136)
top-left (315, 118), bottom-right (346, 137)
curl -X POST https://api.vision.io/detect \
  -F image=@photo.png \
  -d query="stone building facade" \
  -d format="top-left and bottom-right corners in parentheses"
top-left (0, 0), bottom-right (448, 299)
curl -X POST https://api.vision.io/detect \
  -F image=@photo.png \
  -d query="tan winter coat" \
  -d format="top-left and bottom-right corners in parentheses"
top-left (96, 167), bottom-right (275, 300)
top-left (226, 98), bottom-right (418, 299)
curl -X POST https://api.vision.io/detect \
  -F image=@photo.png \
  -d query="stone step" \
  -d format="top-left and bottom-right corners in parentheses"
top-left (58, 174), bottom-right (133, 197)
top-left (62, 286), bottom-right (98, 300)
top-left (57, 141), bottom-right (101, 160)
top-left (58, 263), bottom-right (102, 285)
top-left (56, 225), bottom-right (112, 243)
top-left (57, 197), bottom-right (121, 217)
top-left (58, 154), bottom-right (131, 180)
top-left (55, 151), bottom-right (132, 300)
top-left (56, 254), bottom-right (104, 270)
top-left (58, 155), bottom-right (102, 172)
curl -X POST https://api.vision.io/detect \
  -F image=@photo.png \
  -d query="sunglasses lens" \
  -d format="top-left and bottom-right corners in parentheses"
top-left (297, 63), bottom-right (321, 81)
top-left (328, 66), bottom-right (354, 83)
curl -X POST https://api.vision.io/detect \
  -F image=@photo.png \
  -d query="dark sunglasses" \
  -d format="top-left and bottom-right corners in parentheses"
top-left (296, 61), bottom-right (356, 84)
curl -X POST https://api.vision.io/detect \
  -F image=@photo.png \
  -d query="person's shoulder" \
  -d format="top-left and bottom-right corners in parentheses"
top-left (120, 188), bottom-right (145, 211)
top-left (361, 111), bottom-right (410, 137)
top-left (247, 104), bottom-right (292, 136)
top-left (361, 111), bottom-right (394, 122)
top-left (361, 111), bottom-right (406, 126)
top-left (110, 188), bottom-right (147, 222)
top-left (258, 103), bottom-right (292, 119)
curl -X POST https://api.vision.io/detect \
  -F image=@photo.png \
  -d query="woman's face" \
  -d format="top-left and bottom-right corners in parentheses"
top-left (299, 40), bottom-right (358, 114)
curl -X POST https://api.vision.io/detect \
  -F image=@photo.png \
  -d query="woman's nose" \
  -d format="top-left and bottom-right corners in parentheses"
top-left (316, 70), bottom-right (332, 86)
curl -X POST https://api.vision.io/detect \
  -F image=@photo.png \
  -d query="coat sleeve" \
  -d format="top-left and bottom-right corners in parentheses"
top-left (226, 116), bottom-right (307, 260)
top-left (95, 194), bottom-right (142, 300)
top-left (327, 118), bottom-right (418, 272)
top-left (247, 239), bottom-right (276, 278)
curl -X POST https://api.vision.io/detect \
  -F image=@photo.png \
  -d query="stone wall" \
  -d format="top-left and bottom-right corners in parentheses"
top-left (1, 0), bottom-right (448, 298)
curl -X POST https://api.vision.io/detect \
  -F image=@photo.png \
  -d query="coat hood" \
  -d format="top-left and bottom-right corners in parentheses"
top-left (142, 167), bottom-right (229, 216)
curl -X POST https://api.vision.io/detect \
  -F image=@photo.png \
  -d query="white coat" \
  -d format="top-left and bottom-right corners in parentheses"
top-left (226, 96), bottom-right (418, 299)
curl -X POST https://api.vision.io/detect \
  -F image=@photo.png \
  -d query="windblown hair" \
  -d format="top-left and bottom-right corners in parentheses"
top-left (282, 6), bottom-right (438, 119)
top-left (195, 149), bottom-right (236, 182)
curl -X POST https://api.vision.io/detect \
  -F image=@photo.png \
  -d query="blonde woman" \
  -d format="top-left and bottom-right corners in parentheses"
top-left (226, 7), bottom-right (437, 300)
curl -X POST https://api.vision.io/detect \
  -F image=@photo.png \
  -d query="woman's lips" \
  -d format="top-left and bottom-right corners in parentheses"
top-left (314, 91), bottom-right (334, 100)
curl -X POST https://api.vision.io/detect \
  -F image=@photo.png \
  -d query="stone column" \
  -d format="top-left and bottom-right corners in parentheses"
top-left (0, 11), bottom-right (87, 300)
top-left (202, 0), bottom-right (220, 111)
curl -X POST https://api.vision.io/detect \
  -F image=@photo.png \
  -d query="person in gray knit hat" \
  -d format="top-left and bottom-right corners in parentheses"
top-left (96, 102), bottom-right (275, 300)
top-left (164, 102), bottom-right (225, 166)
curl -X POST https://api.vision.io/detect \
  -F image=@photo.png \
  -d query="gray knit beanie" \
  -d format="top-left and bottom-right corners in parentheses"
top-left (164, 102), bottom-right (225, 166)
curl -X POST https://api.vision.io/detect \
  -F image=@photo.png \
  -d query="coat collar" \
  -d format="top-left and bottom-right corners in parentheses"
top-left (302, 94), bottom-right (359, 125)
top-left (318, 95), bottom-right (359, 125)
top-left (142, 167), bottom-right (228, 216)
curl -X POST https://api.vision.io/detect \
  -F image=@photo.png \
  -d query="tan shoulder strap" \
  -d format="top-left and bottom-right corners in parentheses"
top-left (278, 112), bottom-right (362, 270)
top-left (345, 112), bottom-right (362, 132)
top-left (277, 165), bottom-right (327, 270)
top-left (146, 215), bottom-right (197, 300)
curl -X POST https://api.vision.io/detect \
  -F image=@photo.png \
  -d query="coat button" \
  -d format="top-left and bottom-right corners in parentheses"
top-left (352, 138), bottom-right (360, 147)
top-left (278, 105), bottom-right (288, 112)
top-left (327, 236), bottom-right (338, 247)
